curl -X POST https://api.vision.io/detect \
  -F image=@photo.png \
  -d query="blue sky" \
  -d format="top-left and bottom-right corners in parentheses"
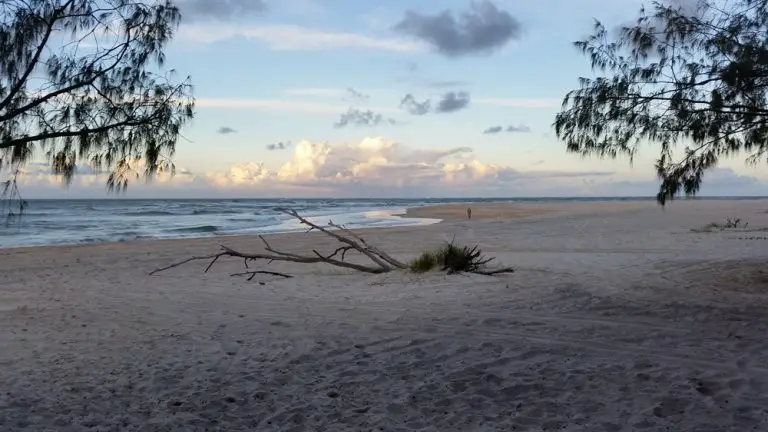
top-left (15, 0), bottom-right (768, 198)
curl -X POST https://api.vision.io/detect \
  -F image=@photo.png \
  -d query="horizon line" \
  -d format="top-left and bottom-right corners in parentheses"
top-left (18, 196), bottom-right (768, 201)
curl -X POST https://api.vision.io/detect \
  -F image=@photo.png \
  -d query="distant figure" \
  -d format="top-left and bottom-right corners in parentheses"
top-left (467, 207), bottom-right (472, 220)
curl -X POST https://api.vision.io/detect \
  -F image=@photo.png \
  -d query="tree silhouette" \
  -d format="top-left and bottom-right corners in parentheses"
top-left (554, 0), bottom-right (768, 204)
top-left (0, 0), bottom-right (194, 216)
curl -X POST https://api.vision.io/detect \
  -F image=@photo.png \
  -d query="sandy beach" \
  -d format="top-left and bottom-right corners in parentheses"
top-left (3, 199), bottom-right (768, 431)
top-left (402, 200), bottom-right (653, 222)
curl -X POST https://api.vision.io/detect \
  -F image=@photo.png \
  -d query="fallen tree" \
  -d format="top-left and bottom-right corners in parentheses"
top-left (150, 209), bottom-right (514, 280)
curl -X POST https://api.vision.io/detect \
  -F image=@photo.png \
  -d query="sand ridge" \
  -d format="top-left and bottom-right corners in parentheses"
top-left (2, 199), bottom-right (768, 430)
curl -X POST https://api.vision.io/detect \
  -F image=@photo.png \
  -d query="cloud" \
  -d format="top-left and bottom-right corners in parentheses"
top-left (196, 98), bottom-right (344, 113)
top-left (483, 124), bottom-right (531, 134)
top-left (400, 94), bottom-right (432, 115)
top-left (195, 98), bottom-right (397, 115)
top-left (283, 88), bottom-right (347, 97)
top-left (475, 98), bottom-right (560, 109)
top-left (282, 88), bottom-right (372, 103)
top-left (204, 137), bottom-right (614, 197)
top-left (13, 161), bottom-right (197, 192)
top-left (178, 24), bottom-right (421, 52)
top-left (392, 1), bottom-right (522, 57)
top-left (334, 108), bottom-right (397, 128)
top-left (217, 126), bottom-right (237, 134)
top-left (13, 151), bottom-right (768, 199)
top-left (436, 91), bottom-right (470, 113)
top-left (344, 88), bottom-right (370, 103)
top-left (427, 80), bottom-right (469, 88)
top-left (482, 126), bottom-right (503, 134)
top-left (267, 141), bottom-right (291, 151)
top-left (506, 124), bottom-right (531, 133)
top-left (400, 91), bottom-right (470, 115)
top-left (177, 0), bottom-right (268, 22)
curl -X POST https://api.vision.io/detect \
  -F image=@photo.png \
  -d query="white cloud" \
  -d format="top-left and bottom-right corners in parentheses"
top-left (7, 138), bottom-right (616, 198)
top-left (9, 146), bottom-right (766, 198)
top-left (9, 135), bottom-right (767, 199)
top-left (282, 87), bottom-right (385, 99)
top-left (177, 24), bottom-right (422, 52)
top-left (283, 88), bottom-right (348, 97)
top-left (206, 162), bottom-right (272, 187)
top-left (476, 98), bottom-right (562, 109)
top-left (195, 98), bottom-right (348, 114)
top-left (203, 137), bottom-right (614, 196)
top-left (195, 98), bottom-right (397, 114)
top-left (193, 95), bottom-right (560, 114)
top-left (13, 161), bottom-right (197, 190)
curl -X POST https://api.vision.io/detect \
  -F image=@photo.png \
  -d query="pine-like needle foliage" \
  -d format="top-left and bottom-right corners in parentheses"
top-left (0, 0), bottom-right (194, 216)
top-left (554, 0), bottom-right (768, 204)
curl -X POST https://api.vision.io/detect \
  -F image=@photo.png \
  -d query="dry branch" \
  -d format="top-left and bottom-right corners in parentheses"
top-left (469, 268), bottom-right (515, 276)
top-left (149, 208), bottom-right (514, 280)
top-left (231, 270), bottom-right (292, 281)
top-left (150, 209), bottom-right (406, 279)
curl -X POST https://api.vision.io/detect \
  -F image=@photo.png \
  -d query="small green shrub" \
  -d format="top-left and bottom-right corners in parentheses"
top-left (409, 251), bottom-right (438, 273)
top-left (408, 240), bottom-right (495, 274)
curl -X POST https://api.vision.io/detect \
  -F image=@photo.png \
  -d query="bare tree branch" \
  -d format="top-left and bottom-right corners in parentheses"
top-left (150, 209), bottom-right (514, 280)
top-left (279, 208), bottom-right (396, 270)
top-left (230, 271), bottom-right (293, 281)
top-left (471, 268), bottom-right (516, 276)
top-left (327, 221), bottom-right (408, 269)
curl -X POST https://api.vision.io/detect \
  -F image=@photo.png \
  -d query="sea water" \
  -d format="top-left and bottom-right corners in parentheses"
top-left (1, 196), bottom-right (736, 248)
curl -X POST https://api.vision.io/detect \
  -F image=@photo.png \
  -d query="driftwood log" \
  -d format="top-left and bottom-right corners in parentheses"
top-left (150, 208), bottom-right (513, 280)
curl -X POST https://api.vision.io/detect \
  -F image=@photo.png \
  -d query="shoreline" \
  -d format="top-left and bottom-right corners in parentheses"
top-left (0, 206), bottom-right (442, 251)
top-left (2, 198), bottom-right (763, 252)
top-left (0, 199), bottom-right (646, 252)
top-left (5, 198), bottom-right (768, 252)
top-left (0, 211), bottom-right (440, 255)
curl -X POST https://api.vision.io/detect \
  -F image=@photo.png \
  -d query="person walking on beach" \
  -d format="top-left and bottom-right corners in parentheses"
top-left (467, 207), bottom-right (472, 220)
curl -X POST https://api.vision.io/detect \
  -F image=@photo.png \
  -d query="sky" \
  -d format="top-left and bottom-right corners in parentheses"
top-left (13, 0), bottom-right (768, 198)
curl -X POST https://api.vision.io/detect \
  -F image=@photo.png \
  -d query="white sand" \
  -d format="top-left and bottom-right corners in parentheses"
top-left (3, 199), bottom-right (768, 431)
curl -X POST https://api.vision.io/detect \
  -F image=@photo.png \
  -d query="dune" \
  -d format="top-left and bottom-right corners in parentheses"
top-left (2, 199), bottom-right (768, 431)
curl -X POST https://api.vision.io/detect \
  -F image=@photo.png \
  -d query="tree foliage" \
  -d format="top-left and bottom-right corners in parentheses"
top-left (554, 0), bottom-right (768, 204)
top-left (0, 0), bottom-right (194, 213)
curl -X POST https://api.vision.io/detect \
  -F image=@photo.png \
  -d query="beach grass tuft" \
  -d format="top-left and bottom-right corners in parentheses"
top-left (409, 250), bottom-right (439, 273)
top-left (409, 240), bottom-right (494, 274)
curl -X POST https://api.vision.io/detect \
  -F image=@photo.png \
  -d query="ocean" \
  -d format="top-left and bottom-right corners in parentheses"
top-left (0, 197), bottom-right (457, 249)
top-left (0, 196), bottom-right (761, 249)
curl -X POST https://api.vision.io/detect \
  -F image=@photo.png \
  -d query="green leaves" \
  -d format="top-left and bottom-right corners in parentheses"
top-left (554, 0), bottom-right (768, 205)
